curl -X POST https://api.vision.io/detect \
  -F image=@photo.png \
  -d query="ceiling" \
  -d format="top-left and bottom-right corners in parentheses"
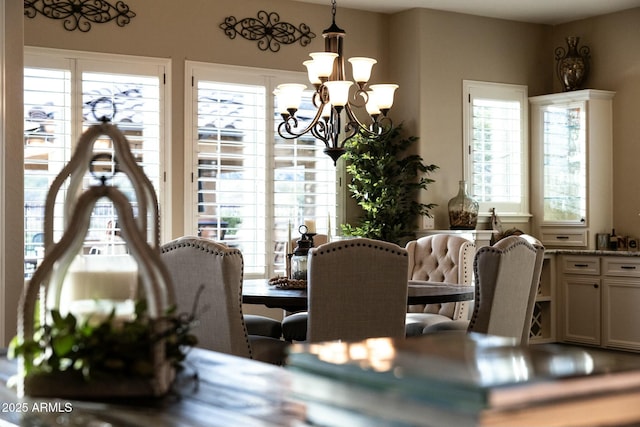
top-left (290, 0), bottom-right (640, 25)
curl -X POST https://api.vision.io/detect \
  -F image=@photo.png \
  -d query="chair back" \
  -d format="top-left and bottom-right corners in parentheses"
top-left (468, 235), bottom-right (544, 344)
top-left (306, 238), bottom-right (409, 343)
top-left (160, 236), bottom-right (252, 358)
top-left (518, 234), bottom-right (546, 344)
top-left (406, 234), bottom-right (476, 320)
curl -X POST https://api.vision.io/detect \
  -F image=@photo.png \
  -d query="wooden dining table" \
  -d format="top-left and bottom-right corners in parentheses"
top-left (0, 347), bottom-right (307, 427)
top-left (242, 279), bottom-right (475, 312)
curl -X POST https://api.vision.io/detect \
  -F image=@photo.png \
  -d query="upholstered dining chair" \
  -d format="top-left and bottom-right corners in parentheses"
top-left (160, 236), bottom-right (289, 364)
top-left (282, 238), bottom-right (409, 343)
top-left (422, 235), bottom-right (544, 345)
top-left (404, 234), bottom-right (476, 336)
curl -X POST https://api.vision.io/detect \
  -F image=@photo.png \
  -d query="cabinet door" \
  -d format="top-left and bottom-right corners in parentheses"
top-left (539, 101), bottom-right (587, 225)
top-left (603, 278), bottom-right (640, 351)
top-left (562, 275), bottom-right (600, 345)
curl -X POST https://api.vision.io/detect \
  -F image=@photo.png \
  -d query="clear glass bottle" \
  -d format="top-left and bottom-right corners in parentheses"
top-left (448, 180), bottom-right (479, 230)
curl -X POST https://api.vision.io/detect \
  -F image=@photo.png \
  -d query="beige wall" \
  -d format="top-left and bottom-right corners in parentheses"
top-left (390, 9), bottom-right (550, 230)
top-left (23, 1), bottom-right (640, 238)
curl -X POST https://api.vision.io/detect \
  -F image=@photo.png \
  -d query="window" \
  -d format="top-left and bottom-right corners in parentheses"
top-left (24, 48), bottom-right (169, 277)
top-left (463, 80), bottom-right (529, 220)
top-left (185, 63), bottom-right (338, 279)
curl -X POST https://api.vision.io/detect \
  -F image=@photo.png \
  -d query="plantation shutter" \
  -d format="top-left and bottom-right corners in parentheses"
top-left (188, 64), bottom-right (337, 278)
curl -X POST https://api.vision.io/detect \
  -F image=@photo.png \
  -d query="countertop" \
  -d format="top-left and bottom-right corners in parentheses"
top-left (544, 249), bottom-right (640, 257)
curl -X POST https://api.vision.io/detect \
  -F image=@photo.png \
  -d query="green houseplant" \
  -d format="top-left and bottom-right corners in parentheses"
top-left (341, 124), bottom-right (438, 245)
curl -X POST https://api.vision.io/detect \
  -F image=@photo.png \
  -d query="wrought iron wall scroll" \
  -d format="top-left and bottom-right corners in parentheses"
top-left (220, 11), bottom-right (315, 52)
top-left (24, 0), bottom-right (136, 32)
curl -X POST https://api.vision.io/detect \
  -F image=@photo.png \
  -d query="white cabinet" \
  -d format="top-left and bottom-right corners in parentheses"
top-left (602, 257), bottom-right (640, 351)
top-left (560, 256), bottom-right (601, 345)
top-left (559, 254), bottom-right (640, 351)
top-left (530, 90), bottom-right (615, 249)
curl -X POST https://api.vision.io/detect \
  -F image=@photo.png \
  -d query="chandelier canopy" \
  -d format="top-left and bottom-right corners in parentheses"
top-left (275, 0), bottom-right (398, 164)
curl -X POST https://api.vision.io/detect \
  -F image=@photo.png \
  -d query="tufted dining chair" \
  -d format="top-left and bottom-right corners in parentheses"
top-left (160, 237), bottom-right (289, 364)
top-left (404, 234), bottom-right (476, 336)
top-left (282, 238), bottom-right (409, 343)
top-left (422, 235), bottom-right (544, 345)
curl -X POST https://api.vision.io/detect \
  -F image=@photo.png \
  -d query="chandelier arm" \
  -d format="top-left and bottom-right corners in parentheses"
top-left (343, 103), bottom-right (374, 133)
top-left (277, 94), bottom-right (329, 140)
top-left (310, 120), bottom-right (330, 145)
top-left (343, 103), bottom-right (393, 140)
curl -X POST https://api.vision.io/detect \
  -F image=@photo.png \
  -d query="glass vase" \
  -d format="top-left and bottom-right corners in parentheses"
top-left (448, 180), bottom-right (479, 230)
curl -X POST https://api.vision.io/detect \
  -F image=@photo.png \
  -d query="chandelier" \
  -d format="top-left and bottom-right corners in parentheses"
top-left (275, 0), bottom-right (398, 165)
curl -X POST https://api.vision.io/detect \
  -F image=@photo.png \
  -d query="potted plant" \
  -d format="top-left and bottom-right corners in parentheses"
top-left (341, 124), bottom-right (438, 246)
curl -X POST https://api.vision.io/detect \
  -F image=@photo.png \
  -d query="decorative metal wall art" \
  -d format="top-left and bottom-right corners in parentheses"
top-left (24, 0), bottom-right (136, 32)
top-left (555, 37), bottom-right (590, 92)
top-left (220, 11), bottom-right (315, 52)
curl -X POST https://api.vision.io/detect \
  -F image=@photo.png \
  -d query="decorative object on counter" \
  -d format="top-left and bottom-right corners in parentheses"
top-left (24, 0), bottom-right (136, 32)
top-left (274, 0), bottom-right (399, 164)
top-left (341, 124), bottom-right (438, 246)
top-left (555, 36), bottom-right (590, 92)
top-left (596, 233), bottom-right (610, 251)
top-left (219, 11), bottom-right (315, 52)
top-left (291, 225), bottom-right (314, 281)
top-left (448, 180), bottom-right (479, 230)
top-left (609, 229), bottom-right (619, 251)
top-left (9, 117), bottom-right (195, 399)
top-left (617, 235), bottom-right (628, 251)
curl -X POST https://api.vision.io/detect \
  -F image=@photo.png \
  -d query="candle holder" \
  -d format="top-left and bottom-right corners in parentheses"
top-left (290, 225), bottom-right (314, 280)
top-left (10, 120), bottom-right (189, 399)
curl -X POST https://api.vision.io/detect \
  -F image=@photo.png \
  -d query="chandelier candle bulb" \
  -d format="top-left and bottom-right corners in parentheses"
top-left (309, 52), bottom-right (338, 78)
top-left (348, 57), bottom-right (377, 84)
top-left (370, 84), bottom-right (399, 111)
top-left (366, 90), bottom-right (381, 116)
top-left (303, 60), bottom-right (322, 85)
top-left (324, 80), bottom-right (353, 106)
top-left (276, 83), bottom-right (307, 113)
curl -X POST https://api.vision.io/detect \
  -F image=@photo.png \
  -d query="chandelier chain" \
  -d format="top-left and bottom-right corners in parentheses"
top-left (331, 0), bottom-right (337, 22)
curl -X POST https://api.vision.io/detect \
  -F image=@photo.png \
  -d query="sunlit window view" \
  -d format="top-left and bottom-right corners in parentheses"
top-left (541, 105), bottom-right (586, 222)
top-left (192, 72), bottom-right (337, 279)
top-left (471, 98), bottom-right (522, 205)
top-left (464, 81), bottom-right (528, 218)
top-left (23, 60), bottom-right (164, 278)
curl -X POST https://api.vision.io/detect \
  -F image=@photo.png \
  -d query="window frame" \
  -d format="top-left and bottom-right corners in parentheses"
top-left (184, 61), bottom-right (343, 279)
top-left (23, 47), bottom-right (172, 251)
top-left (462, 80), bottom-right (530, 223)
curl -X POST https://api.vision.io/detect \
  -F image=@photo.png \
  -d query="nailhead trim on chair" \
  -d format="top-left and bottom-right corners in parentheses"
top-left (312, 240), bottom-right (408, 257)
top-left (161, 237), bottom-right (243, 257)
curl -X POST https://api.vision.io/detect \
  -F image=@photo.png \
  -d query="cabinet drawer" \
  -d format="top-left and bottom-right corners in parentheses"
top-left (562, 256), bottom-right (600, 275)
top-left (540, 229), bottom-right (587, 248)
top-left (603, 257), bottom-right (640, 278)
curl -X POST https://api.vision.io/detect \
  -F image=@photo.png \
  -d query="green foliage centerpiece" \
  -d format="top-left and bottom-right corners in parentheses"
top-left (341, 125), bottom-right (438, 245)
